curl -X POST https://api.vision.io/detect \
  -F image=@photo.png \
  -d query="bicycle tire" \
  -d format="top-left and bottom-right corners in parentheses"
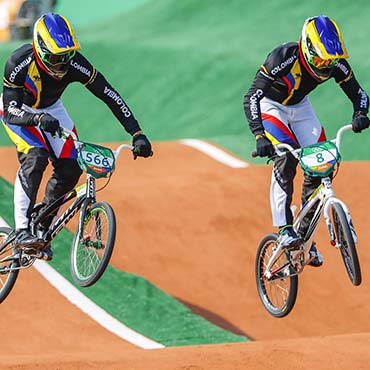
top-left (332, 203), bottom-right (361, 286)
top-left (70, 201), bottom-right (116, 287)
top-left (0, 227), bottom-right (20, 303)
top-left (255, 233), bottom-right (298, 318)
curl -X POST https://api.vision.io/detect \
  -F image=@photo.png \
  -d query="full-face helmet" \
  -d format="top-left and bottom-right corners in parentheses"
top-left (300, 15), bottom-right (348, 80)
top-left (33, 13), bottom-right (80, 79)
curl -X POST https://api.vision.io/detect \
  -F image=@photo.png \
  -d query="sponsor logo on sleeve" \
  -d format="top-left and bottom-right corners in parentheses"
top-left (270, 55), bottom-right (297, 76)
top-left (8, 57), bottom-right (32, 83)
top-left (8, 100), bottom-right (25, 118)
top-left (358, 88), bottom-right (369, 109)
top-left (335, 61), bottom-right (349, 75)
top-left (70, 60), bottom-right (92, 77)
top-left (103, 86), bottom-right (132, 118)
top-left (249, 89), bottom-right (264, 120)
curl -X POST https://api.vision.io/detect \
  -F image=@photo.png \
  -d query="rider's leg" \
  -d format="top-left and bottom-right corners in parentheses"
top-left (40, 157), bottom-right (82, 228)
top-left (35, 99), bottom-right (81, 228)
top-left (297, 174), bottom-right (322, 236)
top-left (14, 148), bottom-right (49, 246)
top-left (290, 99), bottom-right (326, 266)
top-left (259, 98), bottom-right (301, 246)
top-left (38, 158), bottom-right (81, 261)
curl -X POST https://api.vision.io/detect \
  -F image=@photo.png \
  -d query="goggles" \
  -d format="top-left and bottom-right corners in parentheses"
top-left (37, 36), bottom-right (76, 66)
top-left (309, 55), bottom-right (339, 69)
top-left (41, 49), bottom-right (76, 66)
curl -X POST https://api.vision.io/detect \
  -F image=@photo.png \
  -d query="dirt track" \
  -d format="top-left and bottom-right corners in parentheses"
top-left (0, 142), bottom-right (369, 369)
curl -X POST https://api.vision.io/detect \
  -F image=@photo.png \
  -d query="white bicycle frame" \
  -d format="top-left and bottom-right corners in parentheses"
top-left (264, 124), bottom-right (357, 279)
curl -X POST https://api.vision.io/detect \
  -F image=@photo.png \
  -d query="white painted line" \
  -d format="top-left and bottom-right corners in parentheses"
top-left (0, 217), bottom-right (9, 228)
top-left (0, 217), bottom-right (164, 349)
top-left (33, 260), bottom-right (164, 349)
top-left (180, 139), bottom-right (249, 168)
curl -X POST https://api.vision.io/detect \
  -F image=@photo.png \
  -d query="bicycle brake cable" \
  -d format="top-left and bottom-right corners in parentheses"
top-left (96, 174), bottom-right (112, 192)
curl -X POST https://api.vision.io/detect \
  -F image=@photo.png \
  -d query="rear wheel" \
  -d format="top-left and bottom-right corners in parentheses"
top-left (255, 233), bottom-right (298, 318)
top-left (0, 227), bottom-right (20, 303)
top-left (332, 203), bottom-right (361, 286)
top-left (70, 202), bottom-right (116, 287)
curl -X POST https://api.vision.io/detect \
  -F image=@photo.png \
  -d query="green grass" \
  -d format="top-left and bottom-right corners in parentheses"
top-left (0, 176), bottom-right (248, 346)
top-left (1, 0), bottom-right (370, 162)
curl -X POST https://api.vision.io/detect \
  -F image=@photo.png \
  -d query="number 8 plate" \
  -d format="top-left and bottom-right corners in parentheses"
top-left (299, 141), bottom-right (341, 177)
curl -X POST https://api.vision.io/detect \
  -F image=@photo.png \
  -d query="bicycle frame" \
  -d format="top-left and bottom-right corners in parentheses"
top-left (32, 129), bottom-right (133, 244)
top-left (264, 124), bottom-right (357, 278)
top-left (31, 176), bottom-right (93, 242)
top-left (0, 129), bottom-right (133, 270)
top-left (0, 182), bottom-right (90, 271)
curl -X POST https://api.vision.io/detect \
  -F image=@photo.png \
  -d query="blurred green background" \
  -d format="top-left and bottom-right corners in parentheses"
top-left (1, 0), bottom-right (370, 161)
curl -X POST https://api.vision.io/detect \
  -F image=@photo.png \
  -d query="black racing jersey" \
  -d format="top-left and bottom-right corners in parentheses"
top-left (2, 44), bottom-right (140, 135)
top-left (244, 42), bottom-right (369, 135)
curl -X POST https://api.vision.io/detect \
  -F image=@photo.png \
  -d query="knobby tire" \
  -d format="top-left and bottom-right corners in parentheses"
top-left (255, 233), bottom-right (298, 318)
top-left (70, 202), bottom-right (116, 287)
top-left (0, 227), bottom-right (20, 303)
top-left (332, 203), bottom-right (361, 286)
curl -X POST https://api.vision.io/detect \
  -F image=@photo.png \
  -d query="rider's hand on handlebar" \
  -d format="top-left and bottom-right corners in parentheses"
top-left (255, 134), bottom-right (275, 157)
top-left (352, 111), bottom-right (370, 133)
top-left (132, 132), bottom-right (153, 159)
top-left (35, 113), bottom-right (61, 137)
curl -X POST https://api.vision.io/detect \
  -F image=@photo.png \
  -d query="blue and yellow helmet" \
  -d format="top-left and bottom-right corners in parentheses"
top-left (33, 13), bottom-right (80, 79)
top-left (300, 15), bottom-right (348, 80)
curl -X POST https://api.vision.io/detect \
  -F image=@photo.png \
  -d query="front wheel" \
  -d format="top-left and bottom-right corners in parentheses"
top-left (0, 227), bottom-right (20, 303)
top-left (332, 203), bottom-right (361, 286)
top-left (70, 201), bottom-right (116, 287)
top-left (255, 233), bottom-right (298, 318)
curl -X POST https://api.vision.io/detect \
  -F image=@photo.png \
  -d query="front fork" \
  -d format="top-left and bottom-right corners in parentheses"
top-left (77, 175), bottom-right (96, 238)
top-left (323, 197), bottom-right (358, 248)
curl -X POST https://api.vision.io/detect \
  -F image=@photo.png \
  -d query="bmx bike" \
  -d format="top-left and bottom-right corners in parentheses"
top-left (255, 124), bottom-right (361, 318)
top-left (0, 128), bottom-right (135, 303)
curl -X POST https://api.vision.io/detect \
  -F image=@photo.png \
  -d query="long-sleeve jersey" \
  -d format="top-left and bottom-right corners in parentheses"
top-left (2, 44), bottom-right (141, 135)
top-left (243, 42), bottom-right (369, 135)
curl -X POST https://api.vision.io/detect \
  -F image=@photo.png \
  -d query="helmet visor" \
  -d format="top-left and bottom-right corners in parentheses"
top-left (306, 37), bottom-right (338, 70)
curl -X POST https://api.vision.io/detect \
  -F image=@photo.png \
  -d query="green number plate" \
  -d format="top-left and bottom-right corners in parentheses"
top-left (299, 141), bottom-right (340, 177)
top-left (77, 142), bottom-right (115, 178)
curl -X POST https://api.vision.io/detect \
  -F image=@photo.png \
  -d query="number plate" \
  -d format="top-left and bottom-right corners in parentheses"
top-left (299, 141), bottom-right (340, 177)
top-left (77, 143), bottom-right (116, 178)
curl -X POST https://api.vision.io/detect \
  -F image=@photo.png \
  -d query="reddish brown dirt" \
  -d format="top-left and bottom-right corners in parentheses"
top-left (0, 142), bottom-right (369, 370)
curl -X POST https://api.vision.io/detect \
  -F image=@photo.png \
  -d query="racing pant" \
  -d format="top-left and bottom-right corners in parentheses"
top-left (260, 96), bottom-right (326, 231)
top-left (1, 99), bottom-right (82, 230)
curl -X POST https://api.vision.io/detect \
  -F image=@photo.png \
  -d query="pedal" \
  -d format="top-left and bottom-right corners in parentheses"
top-left (15, 240), bottom-right (45, 251)
top-left (22, 247), bottom-right (44, 259)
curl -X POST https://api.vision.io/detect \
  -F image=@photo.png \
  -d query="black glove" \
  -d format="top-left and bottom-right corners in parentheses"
top-left (256, 134), bottom-right (274, 157)
top-left (132, 133), bottom-right (152, 159)
top-left (352, 111), bottom-right (370, 133)
top-left (36, 114), bottom-right (60, 136)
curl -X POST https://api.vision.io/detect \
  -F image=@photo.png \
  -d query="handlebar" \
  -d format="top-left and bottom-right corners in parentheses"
top-left (251, 124), bottom-right (353, 159)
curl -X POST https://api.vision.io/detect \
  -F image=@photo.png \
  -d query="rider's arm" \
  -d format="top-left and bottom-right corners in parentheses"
top-left (243, 71), bottom-right (273, 136)
top-left (2, 84), bottom-right (37, 126)
top-left (68, 52), bottom-right (142, 136)
top-left (243, 43), bottom-right (298, 136)
top-left (340, 77), bottom-right (369, 114)
top-left (85, 71), bottom-right (141, 135)
top-left (2, 47), bottom-right (39, 126)
top-left (334, 60), bottom-right (369, 114)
